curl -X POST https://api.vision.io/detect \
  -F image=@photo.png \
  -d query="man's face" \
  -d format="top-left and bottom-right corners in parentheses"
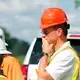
top-left (42, 26), bottom-right (58, 45)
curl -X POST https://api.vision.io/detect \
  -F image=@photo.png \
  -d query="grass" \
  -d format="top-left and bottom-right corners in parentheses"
top-left (16, 55), bottom-right (25, 64)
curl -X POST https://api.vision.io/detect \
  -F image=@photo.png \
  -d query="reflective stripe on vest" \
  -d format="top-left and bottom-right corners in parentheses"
top-left (0, 75), bottom-right (8, 80)
top-left (68, 47), bottom-right (80, 80)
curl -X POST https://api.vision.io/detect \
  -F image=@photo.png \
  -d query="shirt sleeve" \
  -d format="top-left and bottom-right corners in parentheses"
top-left (45, 50), bottom-right (76, 80)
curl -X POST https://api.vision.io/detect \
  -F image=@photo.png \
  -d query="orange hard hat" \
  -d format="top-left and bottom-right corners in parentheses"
top-left (40, 8), bottom-right (68, 29)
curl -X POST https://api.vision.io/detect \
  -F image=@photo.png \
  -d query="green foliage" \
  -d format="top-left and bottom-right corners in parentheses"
top-left (16, 55), bottom-right (25, 64)
top-left (7, 38), bottom-right (29, 56)
top-left (75, 0), bottom-right (80, 8)
top-left (0, 27), bottom-right (30, 64)
top-left (0, 27), bottom-right (12, 40)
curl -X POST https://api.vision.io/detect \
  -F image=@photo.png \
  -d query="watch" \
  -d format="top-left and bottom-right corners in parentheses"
top-left (43, 52), bottom-right (48, 56)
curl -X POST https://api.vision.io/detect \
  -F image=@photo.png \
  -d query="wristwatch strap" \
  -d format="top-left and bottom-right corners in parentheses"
top-left (43, 52), bottom-right (48, 56)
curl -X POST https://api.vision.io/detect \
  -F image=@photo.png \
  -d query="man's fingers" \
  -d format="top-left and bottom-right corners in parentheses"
top-left (48, 44), bottom-right (53, 53)
top-left (49, 44), bottom-right (53, 49)
top-left (42, 38), bottom-right (53, 54)
top-left (42, 38), bottom-right (49, 46)
top-left (42, 38), bottom-right (47, 43)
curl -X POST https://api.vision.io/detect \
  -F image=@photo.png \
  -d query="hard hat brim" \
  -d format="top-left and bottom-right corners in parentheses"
top-left (5, 42), bottom-right (8, 46)
top-left (40, 20), bottom-right (68, 29)
top-left (0, 50), bottom-right (12, 54)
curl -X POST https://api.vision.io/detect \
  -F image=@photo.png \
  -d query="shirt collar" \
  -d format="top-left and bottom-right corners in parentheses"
top-left (51, 41), bottom-right (71, 58)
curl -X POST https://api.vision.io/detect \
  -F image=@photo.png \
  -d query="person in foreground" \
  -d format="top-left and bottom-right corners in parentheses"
top-left (0, 28), bottom-right (24, 80)
top-left (37, 8), bottom-right (80, 80)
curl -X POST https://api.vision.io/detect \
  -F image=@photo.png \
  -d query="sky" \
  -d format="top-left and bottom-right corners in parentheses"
top-left (0, 0), bottom-right (80, 43)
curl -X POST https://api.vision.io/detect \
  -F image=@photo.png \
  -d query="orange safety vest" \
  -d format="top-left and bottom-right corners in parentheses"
top-left (1, 55), bottom-right (24, 80)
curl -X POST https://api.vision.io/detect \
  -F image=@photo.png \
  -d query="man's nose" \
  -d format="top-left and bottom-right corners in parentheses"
top-left (42, 34), bottom-right (46, 38)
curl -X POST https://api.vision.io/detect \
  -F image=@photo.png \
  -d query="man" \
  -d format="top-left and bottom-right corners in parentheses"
top-left (0, 53), bottom-right (8, 80)
top-left (37, 8), bottom-right (80, 80)
top-left (0, 28), bottom-right (24, 80)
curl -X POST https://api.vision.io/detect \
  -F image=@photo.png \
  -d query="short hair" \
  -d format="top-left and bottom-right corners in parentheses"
top-left (51, 22), bottom-right (70, 36)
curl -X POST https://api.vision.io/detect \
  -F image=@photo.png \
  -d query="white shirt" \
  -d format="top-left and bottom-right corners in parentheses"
top-left (45, 42), bottom-right (77, 80)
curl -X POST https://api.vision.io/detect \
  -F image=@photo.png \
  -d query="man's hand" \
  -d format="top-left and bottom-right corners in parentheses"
top-left (42, 38), bottom-right (53, 55)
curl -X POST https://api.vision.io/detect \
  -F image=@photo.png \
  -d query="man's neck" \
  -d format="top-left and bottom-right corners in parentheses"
top-left (54, 39), bottom-right (67, 52)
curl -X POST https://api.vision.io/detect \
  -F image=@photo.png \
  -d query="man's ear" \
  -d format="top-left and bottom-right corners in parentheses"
top-left (57, 28), bottom-right (62, 37)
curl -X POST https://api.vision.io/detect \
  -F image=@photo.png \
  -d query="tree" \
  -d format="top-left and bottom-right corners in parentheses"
top-left (0, 27), bottom-right (30, 56)
top-left (9, 38), bottom-right (29, 56)
top-left (75, 0), bottom-right (80, 8)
